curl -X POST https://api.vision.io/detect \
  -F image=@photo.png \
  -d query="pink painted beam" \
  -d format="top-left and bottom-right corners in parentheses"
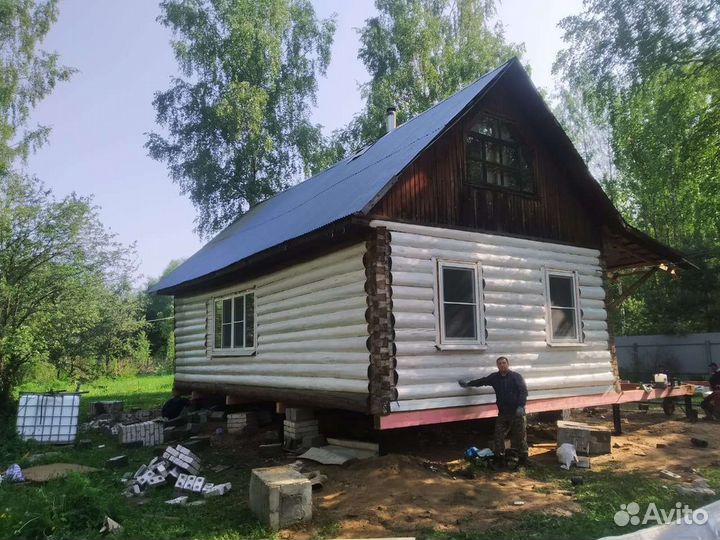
top-left (376, 385), bottom-right (695, 430)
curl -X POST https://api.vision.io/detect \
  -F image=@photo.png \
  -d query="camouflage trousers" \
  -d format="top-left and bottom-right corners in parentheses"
top-left (493, 413), bottom-right (528, 456)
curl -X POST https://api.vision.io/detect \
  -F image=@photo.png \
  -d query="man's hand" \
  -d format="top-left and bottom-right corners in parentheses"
top-left (515, 406), bottom-right (525, 417)
top-left (458, 379), bottom-right (471, 388)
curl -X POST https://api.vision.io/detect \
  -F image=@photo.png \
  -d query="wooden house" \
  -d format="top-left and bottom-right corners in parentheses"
top-left (151, 58), bottom-right (686, 429)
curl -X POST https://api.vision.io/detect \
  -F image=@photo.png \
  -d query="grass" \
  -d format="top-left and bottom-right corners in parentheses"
top-left (2, 375), bottom-right (719, 539)
top-left (424, 466), bottom-right (719, 540)
top-left (1, 375), bottom-right (274, 540)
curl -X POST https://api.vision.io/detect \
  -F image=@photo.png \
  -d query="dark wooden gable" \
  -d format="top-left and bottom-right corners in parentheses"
top-left (368, 75), bottom-right (604, 250)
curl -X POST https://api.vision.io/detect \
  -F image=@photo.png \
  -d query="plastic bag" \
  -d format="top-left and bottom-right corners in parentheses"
top-left (465, 447), bottom-right (494, 459)
top-left (3, 464), bottom-right (24, 482)
top-left (556, 443), bottom-right (578, 470)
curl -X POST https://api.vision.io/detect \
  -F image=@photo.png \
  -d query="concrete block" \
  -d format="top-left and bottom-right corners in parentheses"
top-left (285, 408), bottom-right (314, 422)
top-left (557, 420), bottom-right (611, 455)
top-left (118, 420), bottom-right (164, 446)
top-left (249, 466), bottom-right (312, 530)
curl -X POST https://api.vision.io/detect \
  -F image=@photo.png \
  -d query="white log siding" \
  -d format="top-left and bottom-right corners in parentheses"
top-left (372, 220), bottom-right (616, 413)
top-left (173, 244), bottom-right (370, 396)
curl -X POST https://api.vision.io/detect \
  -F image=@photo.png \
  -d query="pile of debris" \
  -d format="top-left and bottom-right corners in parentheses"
top-left (122, 444), bottom-right (231, 502)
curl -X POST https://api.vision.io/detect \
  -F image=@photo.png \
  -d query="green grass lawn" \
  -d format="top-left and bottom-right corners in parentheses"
top-left (1, 375), bottom-right (274, 540)
top-left (1, 376), bottom-right (719, 540)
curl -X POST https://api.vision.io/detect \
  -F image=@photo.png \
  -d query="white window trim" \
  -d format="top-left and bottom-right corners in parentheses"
top-left (211, 289), bottom-right (257, 356)
top-left (434, 259), bottom-right (486, 350)
top-left (543, 268), bottom-right (583, 346)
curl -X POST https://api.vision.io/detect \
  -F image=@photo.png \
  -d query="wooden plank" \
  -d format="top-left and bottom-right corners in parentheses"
top-left (375, 384), bottom-right (695, 429)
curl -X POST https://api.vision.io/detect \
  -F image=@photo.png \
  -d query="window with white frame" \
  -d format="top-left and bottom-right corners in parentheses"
top-left (213, 291), bottom-right (255, 352)
top-left (545, 270), bottom-right (581, 343)
top-left (437, 261), bottom-right (484, 345)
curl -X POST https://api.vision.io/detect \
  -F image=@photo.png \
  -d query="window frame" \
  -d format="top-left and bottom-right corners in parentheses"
top-left (543, 269), bottom-right (583, 346)
top-left (434, 259), bottom-right (486, 350)
top-left (211, 289), bottom-right (257, 356)
top-left (464, 113), bottom-right (536, 196)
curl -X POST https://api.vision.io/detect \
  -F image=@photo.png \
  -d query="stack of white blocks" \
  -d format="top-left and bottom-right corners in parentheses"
top-left (117, 420), bottom-right (164, 446)
top-left (163, 444), bottom-right (201, 475)
top-left (227, 412), bottom-right (258, 434)
top-left (283, 408), bottom-right (319, 447)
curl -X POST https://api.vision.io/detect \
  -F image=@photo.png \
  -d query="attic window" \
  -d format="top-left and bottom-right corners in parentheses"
top-left (465, 114), bottom-right (534, 194)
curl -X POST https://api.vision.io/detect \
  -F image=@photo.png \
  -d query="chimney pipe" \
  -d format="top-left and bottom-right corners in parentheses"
top-left (386, 106), bottom-right (397, 133)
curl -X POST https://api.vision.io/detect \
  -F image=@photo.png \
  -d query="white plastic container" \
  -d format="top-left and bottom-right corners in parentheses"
top-left (16, 393), bottom-right (80, 444)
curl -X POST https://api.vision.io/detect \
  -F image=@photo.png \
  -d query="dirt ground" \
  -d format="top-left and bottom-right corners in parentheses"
top-left (278, 406), bottom-right (720, 539)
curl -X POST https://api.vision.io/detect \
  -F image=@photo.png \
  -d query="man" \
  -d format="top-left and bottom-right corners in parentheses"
top-left (162, 388), bottom-right (190, 420)
top-left (459, 356), bottom-right (529, 468)
top-left (701, 363), bottom-right (720, 419)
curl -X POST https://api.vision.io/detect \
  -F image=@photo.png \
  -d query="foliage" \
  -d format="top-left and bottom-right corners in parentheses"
top-left (0, 0), bottom-right (74, 173)
top-left (0, 174), bottom-right (145, 408)
top-left (340, 0), bottom-right (524, 151)
top-left (147, 0), bottom-right (336, 237)
top-left (553, 0), bottom-right (720, 335)
top-left (143, 258), bottom-right (183, 362)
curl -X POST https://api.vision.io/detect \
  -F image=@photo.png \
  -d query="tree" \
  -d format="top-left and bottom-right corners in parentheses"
top-left (143, 258), bottom-right (185, 361)
top-left (147, 0), bottom-right (336, 237)
top-left (0, 174), bottom-right (144, 407)
top-left (554, 0), bottom-right (720, 335)
top-left (342, 0), bottom-right (524, 150)
top-left (0, 0), bottom-right (74, 174)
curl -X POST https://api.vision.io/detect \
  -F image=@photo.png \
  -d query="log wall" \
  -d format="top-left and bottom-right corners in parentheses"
top-left (173, 244), bottom-right (371, 409)
top-left (374, 220), bottom-right (616, 413)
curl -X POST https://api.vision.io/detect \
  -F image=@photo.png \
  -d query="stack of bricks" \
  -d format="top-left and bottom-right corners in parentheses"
top-left (226, 412), bottom-right (258, 434)
top-left (283, 408), bottom-right (321, 448)
top-left (117, 420), bottom-right (164, 446)
top-left (163, 444), bottom-right (201, 475)
top-left (122, 443), bottom-right (231, 499)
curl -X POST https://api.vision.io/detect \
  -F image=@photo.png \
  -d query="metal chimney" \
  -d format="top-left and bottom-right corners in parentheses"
top-left (386, 106), bottom-right (397, 133)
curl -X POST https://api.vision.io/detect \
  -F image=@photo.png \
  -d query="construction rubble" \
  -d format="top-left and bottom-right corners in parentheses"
top-left (121, 443), bottom-right (232, 501)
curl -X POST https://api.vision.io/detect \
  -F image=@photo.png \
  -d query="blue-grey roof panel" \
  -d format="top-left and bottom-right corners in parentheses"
top-left (152, 61), bottom-right (511, 293)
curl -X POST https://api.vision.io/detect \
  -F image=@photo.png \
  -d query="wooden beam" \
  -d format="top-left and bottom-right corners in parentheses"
top-left (375, 385), bottom-right (695, 430)
top-left (608, 267), bottom-right (658, 309)
top-left (174, 381), bottom-right (370, 413)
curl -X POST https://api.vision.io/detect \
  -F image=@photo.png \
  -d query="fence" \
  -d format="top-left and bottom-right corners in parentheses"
top-left (615, 332), bottom-right (720, 382)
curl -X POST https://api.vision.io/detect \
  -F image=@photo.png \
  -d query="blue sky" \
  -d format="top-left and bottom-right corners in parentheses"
top-left (27, 0), bottom-right (582, 285)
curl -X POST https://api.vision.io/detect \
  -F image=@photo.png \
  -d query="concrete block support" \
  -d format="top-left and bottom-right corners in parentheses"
top-left (249, 466), bottom-right (312, 529)
top-left (557, 420), bottom-right (611, 455)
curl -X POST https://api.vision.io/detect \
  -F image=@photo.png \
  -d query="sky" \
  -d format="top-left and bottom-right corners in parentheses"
top-left (27, 0), bottom-right (583, 285)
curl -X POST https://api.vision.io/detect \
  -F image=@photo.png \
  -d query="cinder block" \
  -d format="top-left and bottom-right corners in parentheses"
top-left (557, 420), bottom-right (611, 455)
top-left (285, 408), bottom-right (314, 422)
top-left (249, 466), bottom-right (312, 530)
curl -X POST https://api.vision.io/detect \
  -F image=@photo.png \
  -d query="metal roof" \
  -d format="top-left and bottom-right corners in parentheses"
top-left (151, 60), bottom-right (512, 293)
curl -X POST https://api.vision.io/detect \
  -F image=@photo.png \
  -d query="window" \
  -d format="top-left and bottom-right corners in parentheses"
top-left (213, 291), bottom-right (255, 352)
top-left (545, 270), bottom-right (581, 343)
top-left (466, 113), bottom-right (534, 194)
top-left (437, 261), bottom-right (484, 346)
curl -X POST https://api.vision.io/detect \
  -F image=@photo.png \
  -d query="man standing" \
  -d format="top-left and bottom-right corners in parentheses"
top-left (459, 356), bottom-right (529, 468)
